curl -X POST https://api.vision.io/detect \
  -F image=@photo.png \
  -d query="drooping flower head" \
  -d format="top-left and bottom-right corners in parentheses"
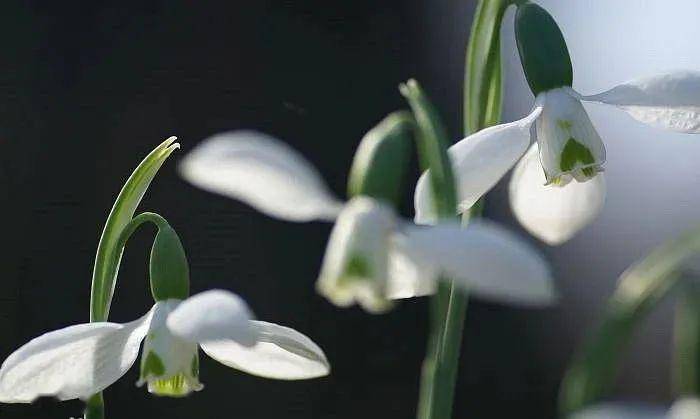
top-left (0, 289), bottom-right (329, 402)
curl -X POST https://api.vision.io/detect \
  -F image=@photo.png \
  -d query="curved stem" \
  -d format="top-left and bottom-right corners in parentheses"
top-left (84, 212), bottom-right (169, 419)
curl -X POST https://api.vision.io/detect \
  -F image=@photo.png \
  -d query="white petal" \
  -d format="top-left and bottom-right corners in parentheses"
top-left (668, 398), bottom-right (700, 419)
top-left (0, 310), bottom-right (153, 403)
top-left (166, 290), bottom-right (255, 346)
top-left (179, 131), bottom-right (343, 222)
top-left (581, 70), bottom-right (700, 133)
top-left (413, 106), bottom-right (542, 225)
top-left (394, 220), bottom-right (555, 306)
top-left (570, 403), bottom-right (666, 419)
top-left (201, 320), bottom-right (329, 380)
top-left (316, 197), bottom-right (396, 313)
top-left (509, 144), bottom-right (606, 245)
top-left (386, 244), bottom-right (437, 299)
top-left (537, 88), bottom-right (605, 185)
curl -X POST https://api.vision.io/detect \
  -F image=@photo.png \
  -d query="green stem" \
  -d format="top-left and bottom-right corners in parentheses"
top-left (84, 393), bottom-right (104, 419)
top-left (84, 212), bottom-right (169, 419)
top-left (673, 279), bottom-right (700, 396)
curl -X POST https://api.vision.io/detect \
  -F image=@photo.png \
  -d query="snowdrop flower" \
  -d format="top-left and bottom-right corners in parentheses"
top-left (571, 398), bottom-right (700, 419)
top-left (0, 290), bottom-right (329, 402)
top-left (415, 2), bottom-right (700, 244)
top-left (180, 131), bottom-right (555, 311)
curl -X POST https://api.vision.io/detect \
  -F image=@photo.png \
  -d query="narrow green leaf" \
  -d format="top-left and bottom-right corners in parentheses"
top-left (347, 111), bottom-right (415, 206)
top-left (90, 137), bottom-right (179, 322)
top-left (399, 79), bottom-right (457, 219)
top-left (673, 280), bottom-right (700, 396)
top-left (559, 224), bottom-right (700, 415)
top-left (464, 0), bottom-right (511, 134)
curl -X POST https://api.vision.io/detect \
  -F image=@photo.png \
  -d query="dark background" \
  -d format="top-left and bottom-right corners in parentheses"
top-left (0, 1), bottom-right (560, 418)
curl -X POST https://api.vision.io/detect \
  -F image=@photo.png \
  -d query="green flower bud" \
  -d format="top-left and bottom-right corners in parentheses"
top-left (515, 2), bottom-right (573, 95)
top-left (347, 111), bottom-right (414, 206)
top-left (149, 224), bottom-right (190, 301)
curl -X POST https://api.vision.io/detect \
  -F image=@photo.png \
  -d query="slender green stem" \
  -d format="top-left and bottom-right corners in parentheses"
top-left (84, 212), bottom-right (169, 419)
top-left (84, 393), bottom-right (104, 419)
top-left (673, 279), bottom-right (700, 396)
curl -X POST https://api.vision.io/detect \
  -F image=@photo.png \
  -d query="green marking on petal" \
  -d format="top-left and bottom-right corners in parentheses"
top-left (148, 373), bottom-right (198, 397)
top-left (557, 119), bottom-right (573, 131)
top-left (191, 354), bottom-right (199, 378)
top-left (581, 167), bottom-right (596, 178)
top-left (560, 137), bottom-right (595, 173)
top-left (141, 351), bottom-right (165, 377)
top-left (344, 253), bottom-right (370, 280)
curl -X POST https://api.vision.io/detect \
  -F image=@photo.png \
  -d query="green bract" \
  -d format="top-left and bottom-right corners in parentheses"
top-left (515, 2), bottom-right (573, 96)
top-left (149, 223), bottom-right (190, 301)
top-left (347, 111), bottom-right (414, 206)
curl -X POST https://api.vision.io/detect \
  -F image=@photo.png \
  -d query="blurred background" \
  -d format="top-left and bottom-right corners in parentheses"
top-left (0, 1), bottom-right (697, 418)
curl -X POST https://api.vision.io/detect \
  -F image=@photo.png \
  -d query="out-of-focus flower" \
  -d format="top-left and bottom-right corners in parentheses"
top-left (180, 132), bottom-right (556, 310)
top-left (571, 397), bottom-right (700, 419)
top-left (0, 290), bottom-right (329, 402)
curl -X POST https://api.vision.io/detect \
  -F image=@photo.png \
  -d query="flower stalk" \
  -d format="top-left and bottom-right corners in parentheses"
top-left (86, 138), bottom-right (179, 419)
top-left (673, 279), bottom-right (700, 397)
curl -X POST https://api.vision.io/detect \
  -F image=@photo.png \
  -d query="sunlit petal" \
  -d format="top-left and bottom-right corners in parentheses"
top-left (0, 309), bottom-right (154, 403)
top-left (581, 70), bottom-right (700, 133)
top-left (179, 131), bottom-right (343, 222)
top-left (386, 244), bottom-right (437, 299)
top-left (394, 220), bottom-right (555, 306)
top-left (166, 290), bottom-right (255, 346)
top-left (570, 402), bottom-right (666, 419)
top-left (509, 144), bottom-right (606, 245)
top-left (668, 398), bottom-right (700, 419)
top-left (201, 320), bottom-right (329, 380)
top-left (414, 106), bottom-right (542, 225)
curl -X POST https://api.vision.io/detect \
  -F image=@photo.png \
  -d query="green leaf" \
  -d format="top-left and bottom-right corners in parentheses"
top-left (559, 224), bottom-right (700, 415)
top-left (399, 79), bottom-right (457, 219)
top-left (90, 137), bottom-right (179, 322)
top-left (673, 280), bottom-right (700, 397)
top-left (464, 0), bottom-right (511, 134)
top-left (347, 111), bottom-right (415, 206)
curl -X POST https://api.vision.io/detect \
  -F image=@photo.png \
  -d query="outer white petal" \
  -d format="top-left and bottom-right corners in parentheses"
top-left (394, 220), bottom-right (555, 306)
top-left (668, 398), bottom-right (700, 419)
top-left (570, 403), bottom-right (666, 419)
top-left (0, 309), bottom-right (154, 403)
top-left (201, 320), bottom-right (329, 380)
top-left (179, 131), bottom-right (343, 222)
top-left (580, 70), bottom-right (700, 133)
top-left (413, 106), bottom-right (542, 225)
top-left (509, 144), bottom-right (606, 245)
top-left (386, 245), bottom-right (437, 299)
top-left (166, 290), bottom-right (256, 346)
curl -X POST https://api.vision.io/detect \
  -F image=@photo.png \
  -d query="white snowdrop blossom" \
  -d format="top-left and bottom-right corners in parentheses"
top-left (571, 397), bottom-right (700, 419)
top-left (0, 290), bottom-right (329, 402)
top-left (415, 71), bottom-right (700, 244)
top-left (180, 132), bottom-right (556, 309)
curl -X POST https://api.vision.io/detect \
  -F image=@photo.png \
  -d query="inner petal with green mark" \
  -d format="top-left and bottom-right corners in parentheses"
top-left (558, 137), bottom-right (598, 181)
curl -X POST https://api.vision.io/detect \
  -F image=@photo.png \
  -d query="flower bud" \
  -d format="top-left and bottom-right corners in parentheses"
top-left (515, 2), bottom-right (573, 95)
